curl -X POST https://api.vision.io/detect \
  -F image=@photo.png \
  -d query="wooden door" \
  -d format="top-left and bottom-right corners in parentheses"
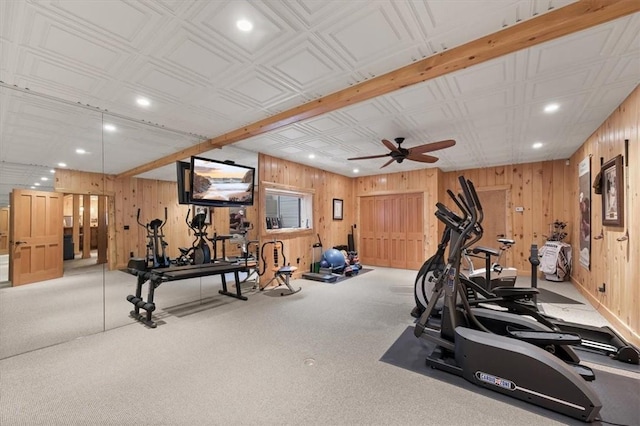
top-left (405, 193), bottom-right (424, 270)
top-left (0, 207), bottom-right (9, 255)
top-left (359, 193), bottom-right (424, 269)
top-left (9, 189), bottom-right (64, 286)
top-left (472, 188), bottom-right (509, 269)
top-left (388, 195), bottom-right (406, 268)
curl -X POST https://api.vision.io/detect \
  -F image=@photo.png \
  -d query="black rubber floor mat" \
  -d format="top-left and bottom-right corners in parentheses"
top-left (536, 287), bottom-right (583, 304)
top-left (380, 326), bottom-right (639, 425)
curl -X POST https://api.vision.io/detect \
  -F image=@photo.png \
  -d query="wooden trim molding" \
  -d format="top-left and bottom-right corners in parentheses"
top-left (261, 181), bottom-right (316, 194)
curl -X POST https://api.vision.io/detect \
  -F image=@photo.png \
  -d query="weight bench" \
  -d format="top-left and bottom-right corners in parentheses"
top-left (126, 262), bottom-right (248, 328)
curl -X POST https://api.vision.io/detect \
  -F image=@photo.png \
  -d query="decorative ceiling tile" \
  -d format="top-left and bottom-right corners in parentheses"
top-left (23, 57), bottom-right (98, 94)
top-left (276, 128), bottom-right (309, 140)
top-left (0, 0), bottom-right (638, 196)
top-left (136, 67), bottom-right (196, 99)
top-left (529, 68), bottom-right (596, 100)
top-left (35, 17), bottom-right (120, 71)
top-left (272, 42), bottom-right (338, 88)
top-left (230, 73), bottom-right (291, 105)
top-left (165, 36), bottom-right (233, 81)
top-left (529, 27), bottom-right (613, 76)
top-left (52, 0), bottom-right (153, 43)
top-left (330, 8), bottom-right (406, 63)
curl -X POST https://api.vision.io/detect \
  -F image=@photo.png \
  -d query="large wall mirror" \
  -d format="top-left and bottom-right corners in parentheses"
top-left (0, 84), bottom-right (260, 356)
top-left (0, 86), bottom-right (106, 358)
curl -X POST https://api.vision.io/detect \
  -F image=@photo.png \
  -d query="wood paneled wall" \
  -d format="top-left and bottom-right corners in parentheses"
top-left (56, 171), bottom-right (259, 269)
top-left (440, 161), bottom-right (573, 272)
top-left (111, 177), bottom-right (259, 269)
top-left (55, 169), bottom-right (115, 196)
top-left (569, 86), bottom-right (639, 345)
top-left (353, 161), bottom-right (572, 273)
top-left (258, 154), bottom-right (355, 279)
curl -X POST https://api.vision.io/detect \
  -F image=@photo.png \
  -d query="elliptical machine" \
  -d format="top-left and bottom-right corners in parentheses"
top-left (414, 176), bottom-right (601, 422)
top-left (176, 208), bottom-right (211, 265)
top-left (135, 208), bottom-right (171, 269)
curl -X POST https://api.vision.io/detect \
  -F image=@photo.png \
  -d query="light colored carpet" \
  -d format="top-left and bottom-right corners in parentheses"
top-left (0, 266), bottom-right (636, 425)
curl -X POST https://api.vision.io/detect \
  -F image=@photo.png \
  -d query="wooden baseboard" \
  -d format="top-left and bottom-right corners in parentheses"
top-left (570, 277), bottom-right (640, 348)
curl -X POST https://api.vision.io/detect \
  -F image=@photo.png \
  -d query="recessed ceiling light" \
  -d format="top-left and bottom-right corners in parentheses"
top-left (30, 186), bottom-right (36, 189)
top-left (237, 19), bottom-right (253, 32)
top-left (58, 162), bottom-right (67, 167)
top-left (308, 154), bottom-right (315, 159)
top-left (544, 103), bottom-right (559, 113)
top-left (103, 124), bottom-right (116, 132)
top-left (41, 177), bottom-right (48, 181)
top-left (50, 169), bottom-right (55, 173)
top-left (532, 142), bottom-right (543, 149)
top-left (353, 168), bottom-right (359, 173)
top-left (34, 183), bottom-right (41, 186)
top-left (136, 97), bottom-right (150, 107)
top-left (76, 148), bottom-right (86, 154)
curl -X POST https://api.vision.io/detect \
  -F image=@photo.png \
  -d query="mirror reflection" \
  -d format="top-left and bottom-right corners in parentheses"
top-left (0, 85), bottom-right (260, 356)
top-left (0, 86), bottom-right (105, 358)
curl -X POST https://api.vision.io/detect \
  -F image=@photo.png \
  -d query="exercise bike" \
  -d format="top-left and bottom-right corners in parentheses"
top-left (462, 237), bottom-right (517, 290)
top-left (134, 208), bottom-right (171, 269)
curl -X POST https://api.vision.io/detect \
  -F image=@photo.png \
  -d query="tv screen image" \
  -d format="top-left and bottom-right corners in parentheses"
top-left (189, 156), bottom-right (255, 207)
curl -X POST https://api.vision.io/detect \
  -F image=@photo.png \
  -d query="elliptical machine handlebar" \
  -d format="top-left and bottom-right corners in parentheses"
top-left (435, 210), bottom-right (463, 232)
top-left (467, 180), bottom-right (482, 212)
top-left (459, 176), bottom-right (475, 210)
top-left (435, 202), bottom-right (463, 224)
top-left (159, 207), bottom-right (168, 232)
top-left (446, 190), bottom-right (467, 220)
top-left (136, 207), bottom-right (168, 230)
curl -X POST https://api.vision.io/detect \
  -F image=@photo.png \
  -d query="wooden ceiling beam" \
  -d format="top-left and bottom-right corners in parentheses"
top-left (117, 0), bottom-right (639, 179)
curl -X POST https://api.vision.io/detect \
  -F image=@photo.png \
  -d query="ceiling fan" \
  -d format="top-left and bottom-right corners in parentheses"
top-left (348, 138), bottom-right (456, 168)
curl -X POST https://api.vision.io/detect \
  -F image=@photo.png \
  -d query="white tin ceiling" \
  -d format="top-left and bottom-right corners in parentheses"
top-left (0, 1), bottom-right (639, 206)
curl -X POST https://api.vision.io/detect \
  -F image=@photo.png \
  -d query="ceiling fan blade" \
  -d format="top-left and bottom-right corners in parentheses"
top-left (381, 139), bottom-right (400, 152)
top-left (348, 153), bottom-right (390, 160)
top-left (407, 153), bottom-right (439, 163)
top-left (408, 139), bottom-right (456, 154)
top-left (380, 158), bottom-right (395, 168)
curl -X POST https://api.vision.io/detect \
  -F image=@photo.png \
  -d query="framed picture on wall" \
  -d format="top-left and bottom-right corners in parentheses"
top-left (601, 154), bottom-right (623, 227)
top-left (333, 198), bottom-right (343, 220)
top-left (193, 205), bottom-right (211, 225)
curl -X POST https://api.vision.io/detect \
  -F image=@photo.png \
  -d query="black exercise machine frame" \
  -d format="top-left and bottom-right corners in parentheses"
top-left (127, 262), bottom-right (248, 328)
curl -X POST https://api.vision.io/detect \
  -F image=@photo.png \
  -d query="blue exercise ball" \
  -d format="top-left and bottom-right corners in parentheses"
top-left (323, 249), bottom-right (346, 268)
top-left (320, 259), bottom-right (330, 268)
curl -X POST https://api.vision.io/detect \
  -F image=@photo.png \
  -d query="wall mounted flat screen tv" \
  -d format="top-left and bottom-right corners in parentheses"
top-left (188, 155), bottom-right (255, 207)
top-left (176, 161), bottom-right (191, 205)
